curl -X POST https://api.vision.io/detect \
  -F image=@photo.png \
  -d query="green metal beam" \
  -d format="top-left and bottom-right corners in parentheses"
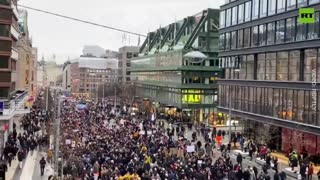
top-left (169, 17), bottom-right (190, 49)
top-left (160, 24), bottom-right (174, 49)
top-left (184, 10), bottom-right (208, 49)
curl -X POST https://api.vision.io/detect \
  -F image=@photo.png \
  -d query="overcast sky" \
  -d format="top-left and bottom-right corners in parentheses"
top-left (20, 0), bottom-right (224, 63)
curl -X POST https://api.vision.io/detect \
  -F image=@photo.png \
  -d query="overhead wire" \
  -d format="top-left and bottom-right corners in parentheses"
top-left (18, 4), bottom-right (147, 37)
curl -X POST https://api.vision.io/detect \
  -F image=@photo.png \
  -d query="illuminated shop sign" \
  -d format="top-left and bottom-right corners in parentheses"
top-left (182, 90), bottom-right (201, 104)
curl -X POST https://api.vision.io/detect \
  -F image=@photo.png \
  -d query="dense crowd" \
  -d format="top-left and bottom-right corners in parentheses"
top-left (58, 97), bottom-right (284, 180)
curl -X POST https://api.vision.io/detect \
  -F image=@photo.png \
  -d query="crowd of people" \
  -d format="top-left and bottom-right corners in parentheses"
top-left (57, 97), bottom-right (284, 180)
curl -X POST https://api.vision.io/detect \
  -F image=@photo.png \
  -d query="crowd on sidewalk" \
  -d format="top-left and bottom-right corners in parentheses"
top-left (56, 96), bottom-right (294, 180)
top-left (0, 97), bottom-right (50, 178)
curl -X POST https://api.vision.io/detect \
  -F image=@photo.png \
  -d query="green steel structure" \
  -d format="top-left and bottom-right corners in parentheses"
top-left (130, 9), bottom-right (222, 124)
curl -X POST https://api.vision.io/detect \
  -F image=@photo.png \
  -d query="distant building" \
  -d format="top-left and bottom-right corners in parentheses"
top-left (118, 46), bottom-right (139, 84)
top-left (62, 61), bottom-right (72, 91)
top-left (78, 57), bottom-right (118, 95)
top-left (37, 60), bottom-right (45, 88)
top-left (45, 61), bottom-right (63, 87)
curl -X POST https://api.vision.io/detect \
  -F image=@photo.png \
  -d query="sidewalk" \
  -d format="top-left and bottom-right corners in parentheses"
top-left (6, 115), bottom-right (24, 180)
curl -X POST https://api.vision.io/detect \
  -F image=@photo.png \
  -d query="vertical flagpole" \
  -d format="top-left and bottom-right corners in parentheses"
top-left (147, 29), bottom-right (150, 52)
top-left (173, 16), bottom-right (177, 49)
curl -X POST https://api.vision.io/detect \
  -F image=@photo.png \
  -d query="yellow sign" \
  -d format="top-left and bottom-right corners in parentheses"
top-left (182, 90), bottom-right (201, 104)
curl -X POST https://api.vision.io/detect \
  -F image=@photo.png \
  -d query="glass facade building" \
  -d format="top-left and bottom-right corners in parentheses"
top-left (130, 9), bottom-right (222, 125)
top-left (219, 0), bottom-right (320, 154)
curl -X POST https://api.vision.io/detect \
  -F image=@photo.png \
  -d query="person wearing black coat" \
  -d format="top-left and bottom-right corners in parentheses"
top-left (237, 153), bottom-right (243, 167)
top-left (17, 150), bottom-right (24, 168)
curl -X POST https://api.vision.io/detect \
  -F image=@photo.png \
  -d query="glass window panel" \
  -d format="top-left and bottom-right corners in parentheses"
top-left (309, 0), bottom-right (320, 5)
top-left (286, 17), bottom-right (296, 42)
top-left (245, 1), bottom-right (252, 22)
top-left (225, 32), bottom-right (231, 50)
top-left (297, 90), bottom-right (304, 122)
top-left (267, 22), bottom-right (275, 45)
top-left (244, 28), bottom-right (251, 48)
top-left (239, 55), bottom-right (247, 79)
top-left (298, 0), bottom-right (307, 8)
top-left (276, 20), bottom-right (285, 43)
top-left (238, 4), bottom-right (244, 23)
top-left (296, 17), bottom-right (307, 41)
top-left (304, 49), bottom-right (317, 82)
top-left (287, 0), bottom-right (297, 11)
top-left (252, 0), bottom-right (259, 20)
top-left (287, 90), bottom-right (293, 120)
top-left (247, 55), bottom-right (254, 80)
top-left (219, 34), bottom-right (225, 50)
top-left (260, 0), bottom-right (267, 18)
top-left (232, 6), bottom-right (238, 25)
top-left (307, 12), bottom-right (319, 40)
top-left (266, 53), bottom-right (277, 80)
top-left (257, 53), bottom-right (266, 80)
top-left (277, 0), bottom-right (286, 13)
top-left (268, 0), bottom-right (276, 15)
top-left (226, 8), bottom-right (231, 27)
top-left (273, 88), bottom-right (280, 118)
top-left (220, 11), bottom-right (225, 28)
top-left (251, 26), bottom-right (259, 47)
top-left (259, 24), bottom-right (266, 46)
top-left (231, 31), bottom-right (237, 49)
top-left (289, 50), bottom-right (300, 81)
top-left (277, 51), bottom-right (289, 81)
top-left (238, 29), bottom-right (243, 48)
top-left (318, 49), bottom-right (320, 82)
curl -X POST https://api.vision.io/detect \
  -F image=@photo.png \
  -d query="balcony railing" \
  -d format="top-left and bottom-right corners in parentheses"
top-left (1, 90), bottom-right (29, 117)
top-left (10, 25), bottom-right (19, 40)
top-left (11, 48), bottom-right (18, 60)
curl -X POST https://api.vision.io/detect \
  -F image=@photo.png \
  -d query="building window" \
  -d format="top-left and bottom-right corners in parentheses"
top-left (245, 1), bottom-right (252, 22)
top-left (298, 0), bottom-right (307, 7)
top-left (296, 17), bottom-right (307, 41)
top-left (287, 0), bottom-right (297, 10)
top-left (238, 4), bottom-right (244, 24)
top-left (267, 22), bottom-right (276, 45)
top-left (318, 49), bottom-right (320, 82)
top-left (257, 53), bottom-right (266, 80)
top-left (219, 34), bottom-right (225, 50)
top-left (251, 26), bottom-right (259, 47)
top-left (238, 29), bottom-right (244, 48)
top-left (289, 50), bottom-right (300, 81)
top-left (226, 8), bottom-right (231, 27)
top-left (307, 12), bottom-right (319, 39)
top-left (304, 49), bottom-right (317, 81)
top-left (260, 0), bottom-right (267, 18)
top-left (244, 28), bottom-right (251, 47)
top-left (277, 0), bottom-right (286, 13)
top-left (252, 0), bottom-right (259, 20)
top-left (266, 53), bottom-right (277, 80)
top-left (231, 31), bottom-right (237, 49)
top-left (259, 24), bottom-right (266, 46)
top-left (276, 20), bottom-right (285, 43)
top-left (309, 0), bottom-right (320, 5)
top-left (247, 55), bottom-right (254, 80)
top-left (268, 0), bottom-right (276, 15)
top-left (286, 17), bottom-right (296, 42)
top-left (225, 32), bottom-right (231, 50)
top-left (0, 25), bottom-right (10, 37)
top-left (232, 6), bottom-right (238, 25)
top-left (220, 10), bottom-right (225, 28)
top-left (277, 51), bottom-right (289, 81)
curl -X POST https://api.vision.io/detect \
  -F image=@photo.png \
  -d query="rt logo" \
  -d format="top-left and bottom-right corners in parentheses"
top-left (299, 8), bottom-right (315, 24)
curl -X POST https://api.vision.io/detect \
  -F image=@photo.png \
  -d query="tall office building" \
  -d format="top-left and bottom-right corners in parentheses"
top-left (218, 0), bottom-right (320, 154)
top-left (0, 0), bottom-right (19, 99)
top-left (118, 46), bottom-right (139, 84)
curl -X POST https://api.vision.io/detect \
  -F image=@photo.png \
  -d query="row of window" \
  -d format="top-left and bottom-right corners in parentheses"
top-left (220, 14), bottom-right (320, 50)
top-left (220, 0), bottom-right (320, 28)
top-left (219, 85), bottom-right (320, 126)
top-left (221, 49), bottom-right (320, 82)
